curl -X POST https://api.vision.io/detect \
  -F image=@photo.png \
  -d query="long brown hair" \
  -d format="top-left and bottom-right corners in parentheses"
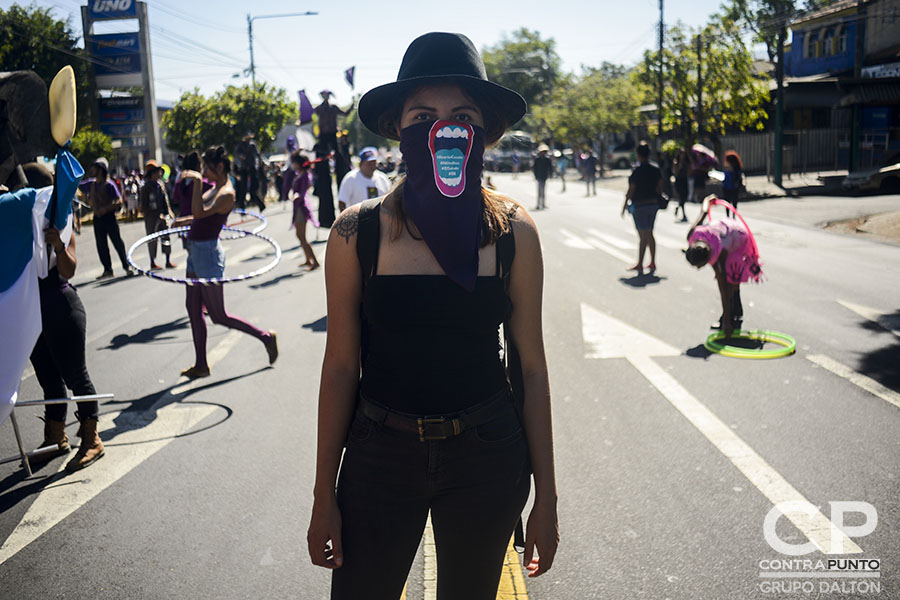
top-left (386, 178), bottom-right (519, 247)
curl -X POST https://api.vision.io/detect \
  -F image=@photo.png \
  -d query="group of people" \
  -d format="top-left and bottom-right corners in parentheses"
top-left (77, 157), bottom-right (180, 277)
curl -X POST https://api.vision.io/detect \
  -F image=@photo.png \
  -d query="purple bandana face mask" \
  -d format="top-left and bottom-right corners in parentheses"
top-left (400, 120), bottom-right (486, 291)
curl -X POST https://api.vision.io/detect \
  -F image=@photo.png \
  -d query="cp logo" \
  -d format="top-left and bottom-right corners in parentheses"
top-left (764, 501), bottom-right (877, 555)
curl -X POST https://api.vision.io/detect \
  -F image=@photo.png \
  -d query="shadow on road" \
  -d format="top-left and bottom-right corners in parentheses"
top-left (0, 368), bottom-right (266, 512)
top-left (249, 270), bottom-right (309, 289)
top-left (685, 343), bottom-right (714, 359)
top-left (619, 273), bottom-right (667, 288)
top-left (855, 310), bottom-right (900, 392)
top-left (303, 316), bottom-right (327, 333)
top-left (101, 317), bottom-right (189, 349)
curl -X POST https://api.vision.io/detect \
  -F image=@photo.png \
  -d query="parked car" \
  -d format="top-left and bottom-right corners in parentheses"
top-left (606, 142), bottom-right (635, 169)
top-left (842, 152), bottom-right (900, 194)
top-left (485, 131), bottom-right (534, 172)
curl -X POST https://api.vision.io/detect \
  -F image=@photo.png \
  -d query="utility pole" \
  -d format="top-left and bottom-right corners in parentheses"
top-left (696, 33), bottom-right (703, 141)
top-left (850, 0), bottom-right (866, 171)
top-left (247, 14), bottom-right (256, 87)
top-left (246, 11), bottom-right (318, 88)
top-left (658, 0), bottom-right (665, 141)
top-left (774, 11), bottom-right (787, 186)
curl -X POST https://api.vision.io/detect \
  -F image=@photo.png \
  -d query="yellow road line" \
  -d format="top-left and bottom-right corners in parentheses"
top-left (497, 538), bottom-right (529, 599)
top-left (415, 515), bottom-right (528, 599)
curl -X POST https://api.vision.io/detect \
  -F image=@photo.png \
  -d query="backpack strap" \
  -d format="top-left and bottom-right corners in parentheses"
top-left (496, 225), bottom-right (515, 291)
top-left (498, 217), bottom-right (527, 553)
top-left (355, 198), bottom-right (382, 289)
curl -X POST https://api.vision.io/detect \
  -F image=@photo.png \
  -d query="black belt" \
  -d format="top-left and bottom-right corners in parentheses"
top-left (358, 390), bottom-right (512, 442)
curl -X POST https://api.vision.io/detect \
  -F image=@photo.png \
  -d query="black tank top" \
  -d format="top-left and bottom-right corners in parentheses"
top-left (360, 247), bottom-right (512, 415)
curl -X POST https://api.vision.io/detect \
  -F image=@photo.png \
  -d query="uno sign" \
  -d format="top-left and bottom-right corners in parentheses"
top-left (89, 0), bottom-right (137, 21)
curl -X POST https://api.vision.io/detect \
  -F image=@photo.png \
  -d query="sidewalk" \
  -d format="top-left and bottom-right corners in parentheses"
top-left (591, 168), bottom-right (900, 244)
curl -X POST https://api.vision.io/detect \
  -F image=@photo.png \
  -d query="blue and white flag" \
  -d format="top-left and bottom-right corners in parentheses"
top-left (0, 149), bottom-right (82, 426)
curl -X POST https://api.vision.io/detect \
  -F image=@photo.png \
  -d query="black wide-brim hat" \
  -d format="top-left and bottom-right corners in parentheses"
top-left (358, 32), bottom-right (527, 140)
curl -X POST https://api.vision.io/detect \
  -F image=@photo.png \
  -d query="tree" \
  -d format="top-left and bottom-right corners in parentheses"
top-left (481, 28), bottom-right (563, 109)
top-left (159, 89), bottom-right (208, 153)
top-left (634, 18), bottom-right (769, 143)
top-left (0, 4), bottom-right (93, 127)
top-left (161, 83), bottom-right (296, 154)
top-left (533, 66), bottom-right (640, 150)
top-left (70, 127), bottom-right (113, 168)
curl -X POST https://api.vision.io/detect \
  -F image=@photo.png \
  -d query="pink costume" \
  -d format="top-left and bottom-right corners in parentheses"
top-left (688, 218), bottom-right (763, 284)
top-left (290, 170), bottom-right (319, 228)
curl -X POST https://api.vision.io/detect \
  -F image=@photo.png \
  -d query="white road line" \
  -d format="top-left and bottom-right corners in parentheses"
top-left (0, 331), bottom-right (243, 565)
top-left (424, 513), bottom-right (437, 600)
top-left (837, 299), bottom-right (900, 339)
top-left (587, 229), bottom-right (635, 250)
top-left (807, 354), bottom-right (900, 411)
top-left (0, 402), bottom-right (218, 565)
top-left (584, 237), bottom-right (633, 264)
top-left (558, 228), bottom-right (594, 250)
top-left (629, 355), bottom-right (861, 555)
top-left (20, 307), bottom-right (151, 382)
top-left (581, 302), bottom-right (861, 555)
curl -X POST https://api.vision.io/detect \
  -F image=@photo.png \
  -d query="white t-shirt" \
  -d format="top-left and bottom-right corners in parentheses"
top-left (338, 169), bottom-right (391, 208)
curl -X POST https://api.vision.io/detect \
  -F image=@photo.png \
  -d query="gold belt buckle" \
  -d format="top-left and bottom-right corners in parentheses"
top-left (418, 417), bottom-right (446, 442)
top-left (416, 417), bottom-right (462, 442)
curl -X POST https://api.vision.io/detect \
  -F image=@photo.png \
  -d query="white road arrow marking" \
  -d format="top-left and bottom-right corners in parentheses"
top-left (581, 302), bottom-right (861, 554)
top-left (837, 299), bottom-right (900, 339)
top-left (581, 303), bottom-right (679, 359)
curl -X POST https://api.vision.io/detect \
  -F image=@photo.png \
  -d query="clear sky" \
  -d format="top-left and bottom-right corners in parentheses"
top-left (11, 0), bottom-right (730, 105)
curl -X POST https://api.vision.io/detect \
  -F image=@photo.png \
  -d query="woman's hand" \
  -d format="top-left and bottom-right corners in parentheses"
top-left (702, 194), bottom-right (713, 214)
top-left (181, 169), bottom-right (202, 181)
top-left (44, 227), bottom-right (64, 251)
top-left (523, 498), bottom-right (559, 578)
top-left (307, 494), bottom-right (344, 569)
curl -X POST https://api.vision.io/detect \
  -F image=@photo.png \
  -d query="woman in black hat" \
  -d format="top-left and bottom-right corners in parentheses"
top-left (308, 32), bottom-right (558, 599)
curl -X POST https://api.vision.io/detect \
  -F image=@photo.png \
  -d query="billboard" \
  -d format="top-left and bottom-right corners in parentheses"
top-left (88, 0), bottom-right (137, 21)
top-left (91, 31), bottom-right (142, 87)
top-left (99, 97), bottom-right (148, 151)
top-left (91, 33), bottom-right (140, 76)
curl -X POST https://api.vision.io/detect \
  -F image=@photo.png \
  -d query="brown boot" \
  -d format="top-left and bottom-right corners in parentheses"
top-left (31, 419), bottom-right (70, 463)
top-left (65, 416), bottom-right (105, 472)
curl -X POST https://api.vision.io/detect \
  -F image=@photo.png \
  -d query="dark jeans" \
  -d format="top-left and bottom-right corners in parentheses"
top-left (144, 214), bottom-right (171, 262)
top-left (93, 211), bottom-right (129, 272)
top-left (30, 284), bottom-right (98, 422)
top-left (724, 188), bottom-right (739, 217)
top-left (332, 395), bottom-right (531, 600)
top-left (235, 171), bottom-right (265, 211)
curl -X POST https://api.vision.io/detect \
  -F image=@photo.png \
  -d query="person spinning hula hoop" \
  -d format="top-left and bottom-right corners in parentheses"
top-left (172, 146), bottom-right (278, 379)
top-left (685, 196), bottom-right (763, 337)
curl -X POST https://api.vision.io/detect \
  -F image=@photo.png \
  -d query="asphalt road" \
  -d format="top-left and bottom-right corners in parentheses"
top-left (1, 174), bottom-right (898, 599)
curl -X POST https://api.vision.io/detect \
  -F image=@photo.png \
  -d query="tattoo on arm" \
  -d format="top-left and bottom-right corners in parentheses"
top-left (335, 211), bottom-right (359, 244)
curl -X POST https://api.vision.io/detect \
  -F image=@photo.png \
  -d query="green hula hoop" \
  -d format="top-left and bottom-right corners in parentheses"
top-left (704, 329), bottom-right (796, 359)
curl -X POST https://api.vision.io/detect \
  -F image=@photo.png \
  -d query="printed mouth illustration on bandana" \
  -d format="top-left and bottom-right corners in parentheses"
top-left (427, 121), bottom-right (474, 198)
